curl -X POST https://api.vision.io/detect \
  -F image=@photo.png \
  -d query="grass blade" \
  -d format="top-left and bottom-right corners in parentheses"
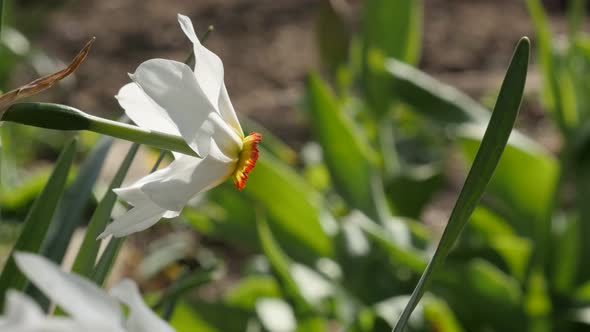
top-left (392, 37), bottom-right (530, 332)
top-left (0, 138), bottom-right (77, 310)
top-left (71, 143), bottom-right (139, 278)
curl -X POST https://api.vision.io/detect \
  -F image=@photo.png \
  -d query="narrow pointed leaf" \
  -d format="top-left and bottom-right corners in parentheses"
top-left (383, 58), bottom-right (489, 124)
top-left (317, 0), bottom-right (351, 72)
top-left (362, 0), bottom-right (422, 115)
top-left (71, 143), bottom-right (139, 278)
top-left (526, 0), bottom-right (574, 131)
top-left (306, 73), bottom-right (387, 221)
top-left (0, 138), bottom-right (77, 310)
top-left (392, 37), bottom-right (529, 332)
top-left (40, 136), bottom-right (113, 264)
top-left (256, 215), bottom-right (312, 313)
top-left (91, 236), bottom-right (124, 286)
top-left (246, 150), bottom-right (333, 258)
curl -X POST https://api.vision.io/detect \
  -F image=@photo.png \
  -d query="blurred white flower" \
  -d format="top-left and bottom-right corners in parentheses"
top-left (99, 14), bottom-right (261, 239)
top-left (0, 252), bottom-right (174, 332)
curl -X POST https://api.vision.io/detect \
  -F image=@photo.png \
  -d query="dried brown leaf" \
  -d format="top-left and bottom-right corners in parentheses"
top-left (0, 37), bottom-right (95, 110)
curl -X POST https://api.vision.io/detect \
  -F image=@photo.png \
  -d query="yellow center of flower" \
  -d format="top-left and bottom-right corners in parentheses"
top-left (232, 132), bottom-right (262, 190)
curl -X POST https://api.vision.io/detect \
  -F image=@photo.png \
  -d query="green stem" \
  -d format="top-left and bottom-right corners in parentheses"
top-left (2, 102), bottom-right (199, 157)
top-left (88, 116), bottom-right (195, 156)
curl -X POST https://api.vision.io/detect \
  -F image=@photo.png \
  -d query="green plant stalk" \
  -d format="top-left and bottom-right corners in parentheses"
top-left (2, 102), bottom-right (198, 157)
top-left (393, 37), bottom-right (529, 332)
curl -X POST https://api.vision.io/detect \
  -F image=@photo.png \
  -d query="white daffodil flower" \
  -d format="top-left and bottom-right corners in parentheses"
top-left (99, 14), bottom-right (261, 239)
top-left (0, 252), bottom-right (174, 332)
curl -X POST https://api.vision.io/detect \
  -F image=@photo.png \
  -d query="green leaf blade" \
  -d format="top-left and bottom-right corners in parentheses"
top-left (71, 143), bottom-right (139, 278)
top-left (0, 138), bottom-right (77, 310)
top-left (306, 73), bottom-right (386, 221)
top-left (40, 136), bottom-right (113, 264)
top-left (393, 37), bottom-right (530, 332)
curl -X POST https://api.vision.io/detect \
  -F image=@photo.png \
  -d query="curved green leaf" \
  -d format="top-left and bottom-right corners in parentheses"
top-left (392, 37), bottom-right (530, 332)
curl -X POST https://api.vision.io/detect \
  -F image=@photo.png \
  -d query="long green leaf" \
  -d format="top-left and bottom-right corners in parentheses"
top-left (567, 0), bottom-right (586, 38)
top-left (383, 58), bottom-right (489, 124)
top-left (306, 73), bottom-right (387, 222)
top-left (458, 127), bottom-right (558, 252)
top-left (153, 263), bottom-right (221, 311)
top-left (0, 138), bottom-right (77, 310)
top-left (316, 0), bottom-right (350, 73)
top-left (2, 102), bottom-right (197, 157)
top-left (256, 215), bottom-right (316, 317)
top-left (526, 0), bottom-right (574, 132)
top-left (90, 236), bottom-right (124, 286)
top-left (392, 37), bottom-right (529, 332)
top-left (362, 0), bottom-right (422, 116)
top-left (362, 0), bottom-right (421, 65)
top-left (245, 149), bottom-right (333, 258)
top-left (71, 143), bottom-right (139, 278)
top-left (40, 136), bottom-right (113, 264)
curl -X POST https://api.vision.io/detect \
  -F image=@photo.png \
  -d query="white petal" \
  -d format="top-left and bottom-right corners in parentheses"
top-left (98, 201), bottom-right (169, 239)
top-left (0, 292), bottom-right (123, 332)
top-left (12, 252), bottom-right (123, 325)
top-left (2, 291), bottom-right (43, 324)
top-left (218, 83), bottom-right (243, 138)
top-left (140, 149), bottom-right (236, 212)
top-left (255, 298), bottom-right (296, 332)
top-left (116, 83), bottom-right (180, 136)
top-left (110, 279), bottom-right (175, 332)
top-left (177, 14), bottom-right (224, 109)
top-left (130, 58), bottom-right (240, 157)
